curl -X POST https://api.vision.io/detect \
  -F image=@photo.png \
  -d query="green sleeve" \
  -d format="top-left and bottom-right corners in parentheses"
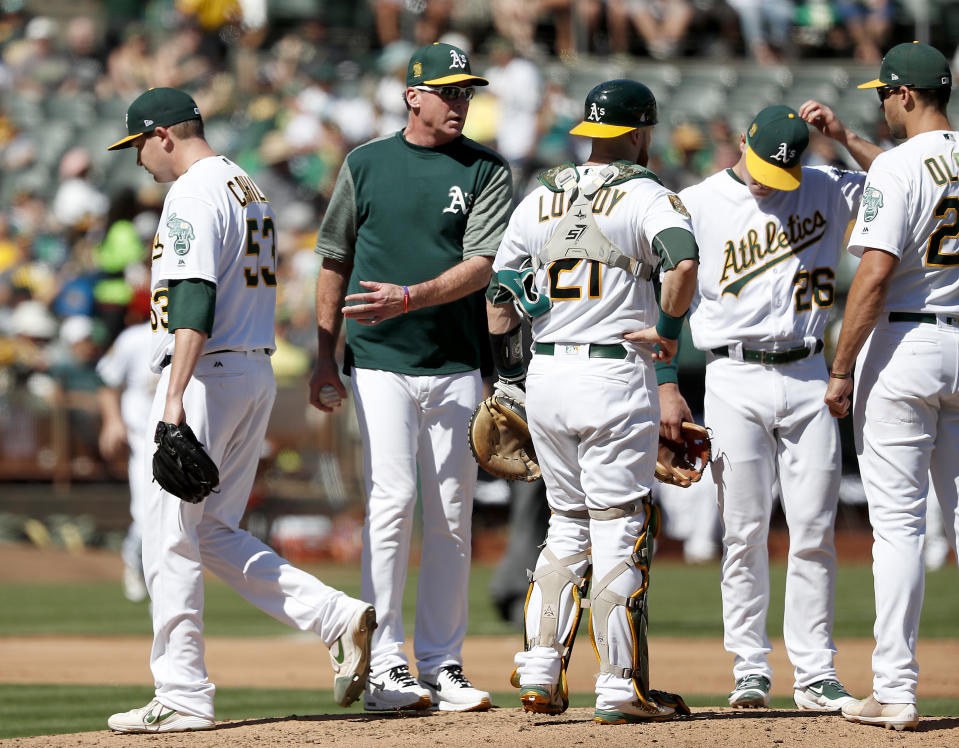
top-left (314, 160), bottom-right (357, 263)
top-left (651, 270), bottom-right (680, 384)
top-left (652, 226), bottom-right (698, 270)
top-left (655, 357), bottom-right (679, 385)
top-left (168, 279), bottom-right (216, 335)
top-left (463, 159), bottom-right (513, 259)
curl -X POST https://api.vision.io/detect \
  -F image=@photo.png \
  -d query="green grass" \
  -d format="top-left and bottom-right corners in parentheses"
top-left (2, 560), bottom-right (956, 639)
top-left (1, 684), bottom-right (956, 739)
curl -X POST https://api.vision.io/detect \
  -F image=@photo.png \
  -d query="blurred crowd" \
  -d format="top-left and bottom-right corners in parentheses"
top-left (0, 0), bottom-right (955, 481)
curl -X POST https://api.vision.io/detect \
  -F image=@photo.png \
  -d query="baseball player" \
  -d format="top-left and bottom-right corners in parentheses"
top-left (310, 43), bottom-right (511, 713)
top-left (679, 102), bottom-right (881, 711)
top-left (824, 41), bottom-right (959, 731)
top-left (96, 320), bottom-right (157, 603)
top-left (104, 87), bottom-right (375, 733)
top-left (489, 79), bottom-right (700, 723)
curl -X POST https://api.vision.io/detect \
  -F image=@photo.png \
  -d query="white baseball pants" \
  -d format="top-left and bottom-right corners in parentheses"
top-left (518, 350), bottom-right (659, 709)
top-left (350, 367), bottom-right (481, 680)
top-left (853, 317), bottom-right (959, 704)
top-left (705, 353), bottom-right (841, 690)
top-left (144, 352), bottom-right (361, 720)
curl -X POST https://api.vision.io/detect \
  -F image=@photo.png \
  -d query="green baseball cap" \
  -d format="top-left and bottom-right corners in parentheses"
top-left (406, 42), bottom-right (488, 87)
top-left (744, 105), bottom-right (809, 191)
top-left (859, 41), bottom-right (952, 90)
top-left (107, 87), bottom-right (202, 150)
top-left (569, 79), bottom-right (657, 138)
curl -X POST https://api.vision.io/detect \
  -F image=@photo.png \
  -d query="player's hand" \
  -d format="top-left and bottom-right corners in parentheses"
top-left (309, 360), bottom-right (347, 413)
top-left (623, 326), bottom-right (678, 363)
top-left (824, 375), bottom-right (853, 418)
top-left (799, 100), bottom-right (846, 143)
top-left (343, 281), bottom-right (405, 325)
top-left (161, 399), bottom-right (185, 427)
top-left (658, 382), bottom-right (692, 442)
top-left (98, 418), bottom-right (128, 460)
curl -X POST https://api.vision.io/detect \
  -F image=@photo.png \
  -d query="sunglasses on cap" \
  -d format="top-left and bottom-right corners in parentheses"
top-left (414, 85), bottom-right (475, 101)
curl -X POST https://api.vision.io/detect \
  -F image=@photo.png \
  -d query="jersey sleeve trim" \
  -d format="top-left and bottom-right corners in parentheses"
top-left (652, 227), bottom-right (699, 269)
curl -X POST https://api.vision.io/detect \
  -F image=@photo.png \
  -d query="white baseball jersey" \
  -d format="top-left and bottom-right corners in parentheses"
top-left (493, 165), bottom-right (695, 344)
top-left (149, 156), bottom-right (276, 372)
top-left (682, 166), bottom-right (865, 350)
top-left (96, 322), bottom-right (158, 436)
top-left (848, 130), bottom-right (959, 314)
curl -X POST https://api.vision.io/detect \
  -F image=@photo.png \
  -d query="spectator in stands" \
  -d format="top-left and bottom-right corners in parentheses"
top-left (51, 148), bottom-right (109, 233)
top-left (726, 0), bottom-right (795, 64)
top-left (834, 0), bottom-right (892, 63)
top-left (489, 0), bottom-right (576, 58)
top-left (607, 0), bottom-right (694, 59)
top-left (485, 37), bottom-right (543, 183)
top-left (373, 0), bottom-right (454, 47)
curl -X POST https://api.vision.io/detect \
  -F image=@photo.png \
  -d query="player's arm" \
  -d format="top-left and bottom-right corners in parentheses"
top-left (97, 384), bottom-right (128, 459)
top-left (310, 257), bottom-right (351, 412)
top-left (798, 99), bottom-right (883, 171)
top-left (162, 279), bottom-right (214, 425)
top-left (824, 248), bottom-right (898, 418)
top-left (624, 224), bottom-right (699, 363)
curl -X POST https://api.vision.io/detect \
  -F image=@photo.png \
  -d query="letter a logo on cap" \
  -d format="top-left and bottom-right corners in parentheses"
top-left (449, 50), bottom-right (467, 69)
top-left (588, 103), bottom-right (605, 122)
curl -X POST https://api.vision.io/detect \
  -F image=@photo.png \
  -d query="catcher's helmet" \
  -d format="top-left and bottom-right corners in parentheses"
top-left (569, 79), bottom-right (657, 138)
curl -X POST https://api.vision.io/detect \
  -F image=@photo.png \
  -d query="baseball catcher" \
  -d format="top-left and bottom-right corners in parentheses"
top-left (152, 421), bottom-right (219, 503)
top-left (655, 421), bottom-right (710, 487)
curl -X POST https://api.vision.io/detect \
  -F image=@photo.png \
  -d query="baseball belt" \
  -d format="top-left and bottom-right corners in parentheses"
top-left (159, 348), bottom-right (271, 368)
top-left (535, 342), bottom-right (628, 359)
top-left (889, 311), bottom-right (959, 327)
top-left (710, 339), bottom-right (823, 365)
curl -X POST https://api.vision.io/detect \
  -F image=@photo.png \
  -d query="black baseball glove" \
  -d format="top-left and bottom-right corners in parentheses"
top-left (152, 421), bottom-right (220, 503)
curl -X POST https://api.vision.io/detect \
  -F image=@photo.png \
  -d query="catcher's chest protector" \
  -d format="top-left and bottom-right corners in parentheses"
top-left (533, 165), bottom-right (653, 281)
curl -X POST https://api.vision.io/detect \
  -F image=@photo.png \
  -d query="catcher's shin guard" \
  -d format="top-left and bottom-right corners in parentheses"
top-left (586, 498), bottom-right (672, 711)
top-left (512, 544), bottom-right (591, 714)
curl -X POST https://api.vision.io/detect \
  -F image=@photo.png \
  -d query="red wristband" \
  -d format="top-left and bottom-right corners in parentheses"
top-left (402, 285), bottom-right (409, 314)
top-left (829, 371), bottom-right (850, 379)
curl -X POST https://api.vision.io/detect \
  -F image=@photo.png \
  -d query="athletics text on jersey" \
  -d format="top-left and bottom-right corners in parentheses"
top-left (682, 165), bottom-right (864, 350)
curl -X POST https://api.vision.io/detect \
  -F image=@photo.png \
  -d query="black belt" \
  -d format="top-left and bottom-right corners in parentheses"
top-left (711, 339), bottom-right (823, 365)
top-left (535, 342), bottom-right (628, 359)
top-left (160, 348), bottom-right (269, 369)
top-left (889, 311), bottom-right (959, 327)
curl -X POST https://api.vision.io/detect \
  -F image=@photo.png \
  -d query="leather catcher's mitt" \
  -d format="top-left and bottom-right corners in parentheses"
top-left (152, 421), bottom-right (220, 503)
top-left (468, 393), bottom-right (541, 482)
top-left (655, 422), bottom-right (711, 488)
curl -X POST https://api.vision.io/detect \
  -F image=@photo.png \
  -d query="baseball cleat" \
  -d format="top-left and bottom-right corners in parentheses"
top-left (330, 604), bottom-right (377, 707)
top-left (841, 695), bottom-right (919, 731)
top-left (363, 665), bottom-right (433, 711)
top-left (420, 665), bottom-right (492, 712)
top-left (519, 683), bottom-right (567, 715)
top-left (794, 678), bottom-right (856, 711)
top-left (728, 674), bottom-right (771, 708)
top-left (107, 699), bottom-right (214, 733)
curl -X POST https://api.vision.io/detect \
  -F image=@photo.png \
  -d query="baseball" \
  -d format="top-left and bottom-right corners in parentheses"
top-left (319, 384), bottom-right (342, 408)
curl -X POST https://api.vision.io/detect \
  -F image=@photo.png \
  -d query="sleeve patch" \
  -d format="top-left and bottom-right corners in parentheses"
top-left (166, 213), bottom-right (195, 255)
top-left (862, 185), bottom-right (884, 222)
top-left (668, 194), bottom-right (690, 217)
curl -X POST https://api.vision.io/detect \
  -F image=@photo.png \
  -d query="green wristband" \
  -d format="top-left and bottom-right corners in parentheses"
top-left (656, 311), bottom-right (685, 340)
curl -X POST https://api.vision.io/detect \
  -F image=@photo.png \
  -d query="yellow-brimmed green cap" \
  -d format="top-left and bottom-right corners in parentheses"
top-left (406, 42), bottom-right (488, 87)
top-left (858, 41), bottom-right (952, 90)
top-left (107, 87), bottom-right (202, 150)
top-left (744, 105), bottom-right (808, 191)
top-left (569, 79), bottom-right (657, 138)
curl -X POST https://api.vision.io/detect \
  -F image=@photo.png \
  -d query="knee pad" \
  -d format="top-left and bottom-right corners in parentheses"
top-left (586, 497), bottom-right (658, 706)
